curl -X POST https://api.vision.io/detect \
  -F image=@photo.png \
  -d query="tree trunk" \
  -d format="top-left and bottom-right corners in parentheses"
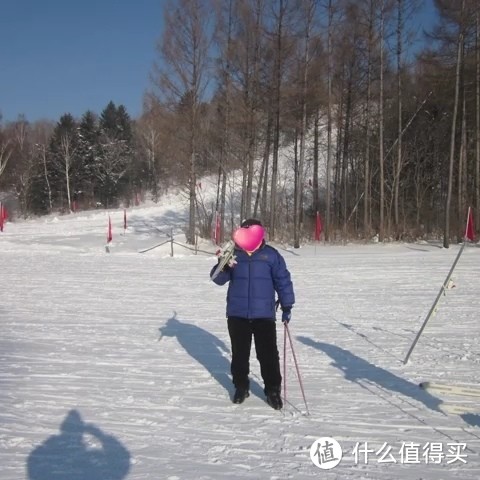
top-left (61, 135), bottom-right (73, 212)
top-left (379, 0), bottom-right (385, 242)
top-left (188, 150), bottom-right (196, 244)
top-left (476, 8), bottom-right (480, 236)
top-left (364, 0), bottom-right (374, 239)
top-left (342, 67), bottom-right (353, 238)
top-left (260, 110), bottom-right (272, 221)
top-left (394, 0), bottom-right (403, 239)
top-left (313, 110), bottom-right (319, 214)
top-left (325, 0), bottom-right (333, 242)
top-left (294, 0), bottom-right (313, 248)
top-left (458, 86), bottom-right (467, 241)
top-left (444, 0), bottom-right (465, 249)
top-left (41, 145), bottom-right (53, 212)
top-left (269, 0), bottom-right (285, 240)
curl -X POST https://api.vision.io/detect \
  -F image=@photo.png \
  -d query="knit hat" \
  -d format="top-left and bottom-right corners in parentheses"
top-left (240, 218), bottom-right (263, 228)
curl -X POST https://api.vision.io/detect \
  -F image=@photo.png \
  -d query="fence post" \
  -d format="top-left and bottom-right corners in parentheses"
top-left (170, 228), bottom-right (174, 257)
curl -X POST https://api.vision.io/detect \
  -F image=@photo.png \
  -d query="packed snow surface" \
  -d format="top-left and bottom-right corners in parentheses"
top-left (1, 202), bottom-right (479, 479)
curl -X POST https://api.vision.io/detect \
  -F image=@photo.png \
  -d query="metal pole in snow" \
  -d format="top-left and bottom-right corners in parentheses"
top-left (403, 241), bottom-right (466, 364)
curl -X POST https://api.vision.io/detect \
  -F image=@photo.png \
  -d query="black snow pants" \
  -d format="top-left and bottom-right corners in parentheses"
top-left (227, 316), bottom-right (281, 394)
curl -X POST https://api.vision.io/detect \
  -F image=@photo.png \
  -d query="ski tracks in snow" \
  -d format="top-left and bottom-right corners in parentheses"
top-left (1, 239), bottom-right (480, 479)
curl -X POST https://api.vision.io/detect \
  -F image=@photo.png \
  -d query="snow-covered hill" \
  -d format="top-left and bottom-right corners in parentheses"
top-left (1, 198), bottom-right (479, 479)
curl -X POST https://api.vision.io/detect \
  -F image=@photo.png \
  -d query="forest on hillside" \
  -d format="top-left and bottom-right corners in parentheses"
top-left (0, 0), bottom-right (479, 247)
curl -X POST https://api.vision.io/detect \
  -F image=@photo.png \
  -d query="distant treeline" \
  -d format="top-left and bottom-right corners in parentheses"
top-left (1, 0), bottom-right (479, 246)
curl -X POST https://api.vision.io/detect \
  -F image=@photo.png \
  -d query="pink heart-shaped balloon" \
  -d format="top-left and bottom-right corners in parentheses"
top-left (233, 224), bottom-right (265, 252)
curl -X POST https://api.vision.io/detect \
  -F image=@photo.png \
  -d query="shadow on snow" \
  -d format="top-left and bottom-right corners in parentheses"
top-left (27, 409), bottom-right (130, 480)
top-left (297, 337), bottom-right (442, 413)
top-left (159, 312), bottom-right (264, 399)
top-left (461, 413), bottom-right (480, 428)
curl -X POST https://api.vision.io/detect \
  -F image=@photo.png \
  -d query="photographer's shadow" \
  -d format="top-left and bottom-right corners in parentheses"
top-left (27, 410), bottom-right (130, 480)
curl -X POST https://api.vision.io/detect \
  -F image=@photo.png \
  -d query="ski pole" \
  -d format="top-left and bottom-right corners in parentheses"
top-left (283, 322), bottom-right (287, 406)
top-left (284, 323), bottom-right (310, 415)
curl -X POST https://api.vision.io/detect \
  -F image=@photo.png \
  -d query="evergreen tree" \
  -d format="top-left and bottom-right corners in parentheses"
top-left (77, 111), bottom-right (101, 208)
top-left (96, 102), bottom-right (134, 207)
top-left (116, 105), bottom-right (133, 143)
top-left (27, 160), bottom-right (51, 215)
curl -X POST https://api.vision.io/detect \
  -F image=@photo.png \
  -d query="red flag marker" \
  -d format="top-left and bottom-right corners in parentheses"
top-left (107, 215), bottom-right (113, 243)
top-left (314, 211), bottom-right (322, 241)
top-left (214, 211), bottom-right (221, 245)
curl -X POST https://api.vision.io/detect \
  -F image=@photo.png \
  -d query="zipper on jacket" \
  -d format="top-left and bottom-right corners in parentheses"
top-left (247, 256), bottom-right (252, 318)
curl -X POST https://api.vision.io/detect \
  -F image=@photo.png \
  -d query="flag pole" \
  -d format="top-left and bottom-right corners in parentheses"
top-left (105, 215), bottom-right (113, 253)
top-left (403, 207), bottom-right (474, 364)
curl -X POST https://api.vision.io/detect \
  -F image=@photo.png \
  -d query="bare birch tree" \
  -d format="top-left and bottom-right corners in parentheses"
top-left (476, 6), bottom-right (480, 234)
top-left (268, 0), bottom-right (288, 240)
top-left (0, 116), bottom-right (12, 180)
top-left (363, 0), bottom-right (376, 238)
top-left (444, 0), bottom-right (465, 248)
top-left (293, 0), bottom-right (316, 248)
top-left (213, 0), bottom-right (235, 242)
top-left (152, 0), bottom-right (212, 244)
top-left (379, 0), bottom-right (386, 241)
top-left (0, 140), bottom-right (12, 180)
top-left (324, 0), bottom-right (335, 242)
top-left (393, 0), bottom-right (403, 238)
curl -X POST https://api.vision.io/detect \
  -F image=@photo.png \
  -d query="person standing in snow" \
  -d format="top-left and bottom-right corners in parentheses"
top-left (210, 218), bottom-right (295, 410)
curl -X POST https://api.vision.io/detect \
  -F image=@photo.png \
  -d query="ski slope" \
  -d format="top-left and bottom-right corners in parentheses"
top-left (1, 201), bottom-right (479, 479)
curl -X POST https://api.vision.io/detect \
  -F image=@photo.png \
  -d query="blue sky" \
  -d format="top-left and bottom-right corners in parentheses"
top-left (0, 0), bottom-right (438, 124)
top-left (0, 0), bottom-right (164, 123)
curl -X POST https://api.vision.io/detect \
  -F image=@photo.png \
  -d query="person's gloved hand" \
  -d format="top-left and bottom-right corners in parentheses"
top-left (281, 307), bottom-right (292, 324)
top-left (215, 248), bottom-right (237, 270)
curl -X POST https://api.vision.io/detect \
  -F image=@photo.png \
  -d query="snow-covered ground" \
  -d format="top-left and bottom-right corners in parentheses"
top-left (1, 200), bottom-right (479, 480)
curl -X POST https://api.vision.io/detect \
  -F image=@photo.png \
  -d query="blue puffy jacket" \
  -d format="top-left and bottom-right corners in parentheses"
top-left (211, 243), bottom-right (295, 319)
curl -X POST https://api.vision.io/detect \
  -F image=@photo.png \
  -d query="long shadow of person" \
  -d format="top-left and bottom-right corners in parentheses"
top-left (461, 414), bottom-right (480, 428)
top-left (27, 410), bottom-right (130, 480)
top-left (159, 312), bottom-right (264, 398)
top-left (297, 337), bottom-right (442, 413)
